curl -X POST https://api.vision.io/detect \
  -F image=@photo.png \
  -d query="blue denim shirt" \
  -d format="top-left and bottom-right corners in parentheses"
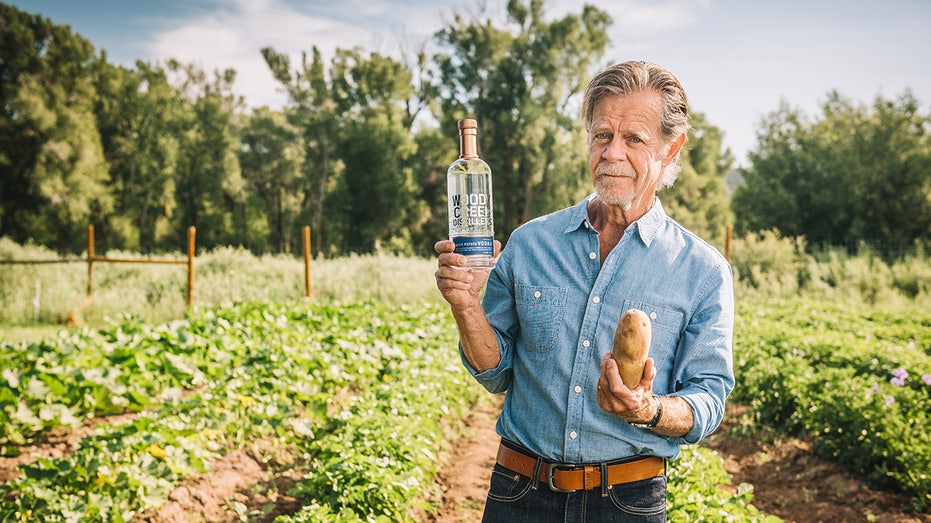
top-left (463, 196), bottom-right (734, 463)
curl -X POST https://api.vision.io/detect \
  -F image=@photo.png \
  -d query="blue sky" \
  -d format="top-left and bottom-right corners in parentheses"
top-left (9, 0), bottom-right (931, 166)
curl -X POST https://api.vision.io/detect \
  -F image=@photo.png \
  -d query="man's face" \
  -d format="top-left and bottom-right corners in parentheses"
top-left (587, 90), bottom-right (672, 211)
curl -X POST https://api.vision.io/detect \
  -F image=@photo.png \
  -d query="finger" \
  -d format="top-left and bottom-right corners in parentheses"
top-left (437, 252), bottom-right (465, 268)
top-left (602, 355), bottom-right (624, 392)
top-left (435, 265), bottom-right (473, 285)
top-left (639, 358), bottom-right (656, 389)
top-left (493, 240), bottom-right (502, 257)
top-left (434, 240), bottom-right (456, 254)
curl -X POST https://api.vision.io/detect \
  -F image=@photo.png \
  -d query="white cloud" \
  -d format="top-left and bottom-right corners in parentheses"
top-left (147, 0), bottom-right (373, 108)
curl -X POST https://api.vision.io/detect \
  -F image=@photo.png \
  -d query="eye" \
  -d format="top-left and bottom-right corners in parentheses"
top-left (594, 132), bottom-right (611, 141)
top-left (629, 135), bottom-right (643, 144)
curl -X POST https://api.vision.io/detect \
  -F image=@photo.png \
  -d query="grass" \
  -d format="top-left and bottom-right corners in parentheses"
top-left (0, 243), bottom-right (442, 333)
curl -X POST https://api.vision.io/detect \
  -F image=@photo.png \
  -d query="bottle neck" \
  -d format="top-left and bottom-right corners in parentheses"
top-left (459, 130), bottom-right (479, 159)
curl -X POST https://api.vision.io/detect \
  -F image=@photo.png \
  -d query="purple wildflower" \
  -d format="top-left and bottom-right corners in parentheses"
top-left (885, 396), bottom-right (895, 406)
top-left (922, 374), bottom-right (931, 386)
top-left (891, 367), bottom-right (908, 386)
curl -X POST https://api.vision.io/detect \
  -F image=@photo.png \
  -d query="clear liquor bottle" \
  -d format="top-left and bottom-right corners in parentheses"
top-left (447, 119), bottom-right (495, 268)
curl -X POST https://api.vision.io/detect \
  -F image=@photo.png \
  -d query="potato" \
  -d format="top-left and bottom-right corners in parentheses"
top-left (611, 308), bottom-right (652, 389)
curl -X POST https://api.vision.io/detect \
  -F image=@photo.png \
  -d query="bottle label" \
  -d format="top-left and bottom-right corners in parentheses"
top-left (449, 192), bottom-right (492, 231)
top-left (453, 236), bottom-right (494, 256)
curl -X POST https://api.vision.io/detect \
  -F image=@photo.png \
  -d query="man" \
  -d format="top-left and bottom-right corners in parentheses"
top-left (434, 61), bottom-right (734, 522)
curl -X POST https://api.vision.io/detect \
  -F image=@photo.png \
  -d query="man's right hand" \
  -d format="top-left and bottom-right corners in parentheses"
top-left (433, 239), bottom-right (503, 372)
top-left (434, 239), bottom-right (500, 311)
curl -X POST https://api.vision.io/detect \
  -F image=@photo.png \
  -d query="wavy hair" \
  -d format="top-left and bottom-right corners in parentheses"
top-left (581, 61), bottom-right (690, 188)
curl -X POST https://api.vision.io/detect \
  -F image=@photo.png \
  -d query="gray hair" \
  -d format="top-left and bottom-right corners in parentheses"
top-left (581, 61), bottom-right (690, 188)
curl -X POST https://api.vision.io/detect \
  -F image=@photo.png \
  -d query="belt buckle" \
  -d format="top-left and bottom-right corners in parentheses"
top-left (546, 464), bottom-right (577, 493)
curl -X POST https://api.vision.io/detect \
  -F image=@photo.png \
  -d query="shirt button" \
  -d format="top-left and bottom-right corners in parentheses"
top-left (592, 296), bottom-right (600, 304)
top-left (570, 431), bottom-right (578, 440)
top-left (650, 311), bottom-right (657, 320)
top-left (582, 340), bottom-right (590, 348)
top-left (574, 385), bottom-right (582, 394)
top-left (588, 252), bottom-right (597, 260)
top-left (534, 291), bottom-right (541, 299)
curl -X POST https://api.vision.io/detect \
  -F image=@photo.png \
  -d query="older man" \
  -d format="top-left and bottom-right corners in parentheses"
top-left (435, 61), bottom-right (734, 522)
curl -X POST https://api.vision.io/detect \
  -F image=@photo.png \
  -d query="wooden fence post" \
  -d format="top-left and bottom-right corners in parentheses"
top-left (87, 225), bottom-right (95, 297)
top-left (187, 226), bottom-right (196, 307)
top-left (725, 224), bottom-right (733, 264)
top-left (303, 226), bottom-right (312, 298)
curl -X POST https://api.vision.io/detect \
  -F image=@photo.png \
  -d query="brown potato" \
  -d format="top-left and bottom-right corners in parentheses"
top-left (611, 309), bottom-right (652, 389)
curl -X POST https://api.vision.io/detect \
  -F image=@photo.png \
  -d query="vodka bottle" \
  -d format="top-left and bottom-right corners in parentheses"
top-left (447, 119), bottom-right (495, 268)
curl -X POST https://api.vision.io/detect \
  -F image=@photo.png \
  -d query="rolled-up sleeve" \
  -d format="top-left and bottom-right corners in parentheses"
top-left (459, 250), bottom-right (519, 394)
top-left (672, 262), bottom-right (735, 444)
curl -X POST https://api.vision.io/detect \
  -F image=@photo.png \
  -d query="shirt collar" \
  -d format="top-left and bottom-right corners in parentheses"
top-left (634, 197), bottom-right (666, 247)
top-left (564, 194), bottom-right (667, 247)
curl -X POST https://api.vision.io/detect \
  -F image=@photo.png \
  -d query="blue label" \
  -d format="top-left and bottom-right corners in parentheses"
top-left (453, 236), bottom-right (494, 256)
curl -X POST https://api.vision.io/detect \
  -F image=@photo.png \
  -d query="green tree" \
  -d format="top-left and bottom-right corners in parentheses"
top-left (0, 5), bottom-right (112, 252)
top-left (408, 126), bottom-right (455, 255)
top-left (238, 107), bottom-right (305, 253)
top-left (663, 112), bottom-right (735, 246)
top-left (94, 59), bottom-right (186, 252)
top-left (734, 91), bottom-right (931, 256)
top-left (433, 0), bottom-right (611, 241)
top-left (264, 46), bottom-right (426, 255)
top-left (328, 48), bottom-right (421, 253)
top-left (263, 46), bottom-right (343, 256)
top-left (168, 61), bottom-right (244, 251)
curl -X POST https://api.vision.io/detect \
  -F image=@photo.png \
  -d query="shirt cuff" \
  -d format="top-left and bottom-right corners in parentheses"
top-left (678, 393), bottom-right (721, 445)
top-left (458, 334), bottom-right (511, 393)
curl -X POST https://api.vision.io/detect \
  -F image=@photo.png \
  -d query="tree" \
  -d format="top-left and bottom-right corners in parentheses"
top-left (328, 48), bottom-right (421, 253)
top-left (168, 61), bottom-right (244, 251)
top-left (263, 46), bottom-right (344, 256)
top-left (0, 5), bottom-right (112, 252)
top-left (264, 46), bottom-right (425, 255)
top-left (734, 91), bottom-right (931, 256)
top-left (238, 107), bottom-right (304, 253)
top-left (663, 112), bottom-right (734, 245)
top-left (433, 0), bottom-right (611, 242)
top-left (94, 58), bottom-right (186, 252)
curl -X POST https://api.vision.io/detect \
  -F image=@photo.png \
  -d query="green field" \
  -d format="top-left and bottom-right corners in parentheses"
top-left (1, 244), bottom-right (929, 521)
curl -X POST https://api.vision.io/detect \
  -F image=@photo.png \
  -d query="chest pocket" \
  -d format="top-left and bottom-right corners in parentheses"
top-left (622, 300), bottom-right (684, 392)
top-left (515, 284), bottom-right (568, 353)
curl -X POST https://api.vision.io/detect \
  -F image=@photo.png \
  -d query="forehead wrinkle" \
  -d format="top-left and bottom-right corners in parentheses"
top-left (589, 91), bottom-right (663, 139)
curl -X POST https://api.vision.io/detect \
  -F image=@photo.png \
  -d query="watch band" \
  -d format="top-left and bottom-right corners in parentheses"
top-left (629, 395), bottom-right (663, 429)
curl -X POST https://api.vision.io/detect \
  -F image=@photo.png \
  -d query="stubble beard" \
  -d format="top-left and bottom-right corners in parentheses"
top-left (593, 162), bottom-right (636, 210)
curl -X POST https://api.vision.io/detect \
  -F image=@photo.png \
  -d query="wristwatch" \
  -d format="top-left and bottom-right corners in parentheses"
top-left (629, 395), bottom-right (663, 429)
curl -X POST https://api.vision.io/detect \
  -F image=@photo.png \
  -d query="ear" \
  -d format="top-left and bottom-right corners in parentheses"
top-left (662, 133), bottom-right (687, 167)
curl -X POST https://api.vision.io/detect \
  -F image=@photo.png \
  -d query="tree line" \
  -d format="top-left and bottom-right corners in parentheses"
top-left (1, 1), bottom-right (928, 259)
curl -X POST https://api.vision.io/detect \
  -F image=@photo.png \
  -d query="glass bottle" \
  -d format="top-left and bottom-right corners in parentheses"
top-left (447, 119), bottom-right (495, 268)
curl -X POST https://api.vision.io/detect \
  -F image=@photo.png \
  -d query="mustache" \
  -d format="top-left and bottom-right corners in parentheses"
top-left (594, 162), bottom-right (634, 178)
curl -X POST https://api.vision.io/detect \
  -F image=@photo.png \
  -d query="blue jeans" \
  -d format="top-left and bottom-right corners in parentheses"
top-left (481, 462), bottom-right (667, 523)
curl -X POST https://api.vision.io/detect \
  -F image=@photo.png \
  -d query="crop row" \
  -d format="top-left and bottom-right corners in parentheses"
top-left (733, 300), bottom-right (931, 510)
top-left (0, 301), bottom-right (482, 521)
top-left (0, 300), bottom-right (776, 521)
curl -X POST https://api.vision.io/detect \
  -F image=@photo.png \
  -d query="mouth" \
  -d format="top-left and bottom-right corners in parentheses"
top-left (595, 163), bottom-right (634, 179)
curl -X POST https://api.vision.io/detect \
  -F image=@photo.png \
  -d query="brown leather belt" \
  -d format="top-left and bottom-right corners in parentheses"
top-left (496, 442), bottom-right (665, 492)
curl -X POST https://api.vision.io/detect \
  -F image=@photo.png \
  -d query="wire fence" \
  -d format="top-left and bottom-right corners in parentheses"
top-left (0, 225), bottom-right (315, 312)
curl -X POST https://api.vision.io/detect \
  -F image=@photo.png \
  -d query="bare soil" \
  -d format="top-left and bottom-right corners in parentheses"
top-left (2, 402), bottom-right (930, 522)
top-left (705, 405), bottom-right (931, 523)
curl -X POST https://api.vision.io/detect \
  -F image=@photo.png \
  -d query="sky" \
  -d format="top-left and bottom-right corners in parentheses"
top-left (9, 0), bottom-right (931, 166)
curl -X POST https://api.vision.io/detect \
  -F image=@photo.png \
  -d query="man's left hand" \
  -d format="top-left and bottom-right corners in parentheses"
top-left (597, 353), bottom-right (657, 423)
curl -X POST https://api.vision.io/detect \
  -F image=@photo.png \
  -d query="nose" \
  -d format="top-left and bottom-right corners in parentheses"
top-left (602, 136), bottom-right (626, 162)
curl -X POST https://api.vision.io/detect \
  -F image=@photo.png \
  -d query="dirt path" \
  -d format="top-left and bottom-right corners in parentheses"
top-left (427, 397), bottom-right (502, 523)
